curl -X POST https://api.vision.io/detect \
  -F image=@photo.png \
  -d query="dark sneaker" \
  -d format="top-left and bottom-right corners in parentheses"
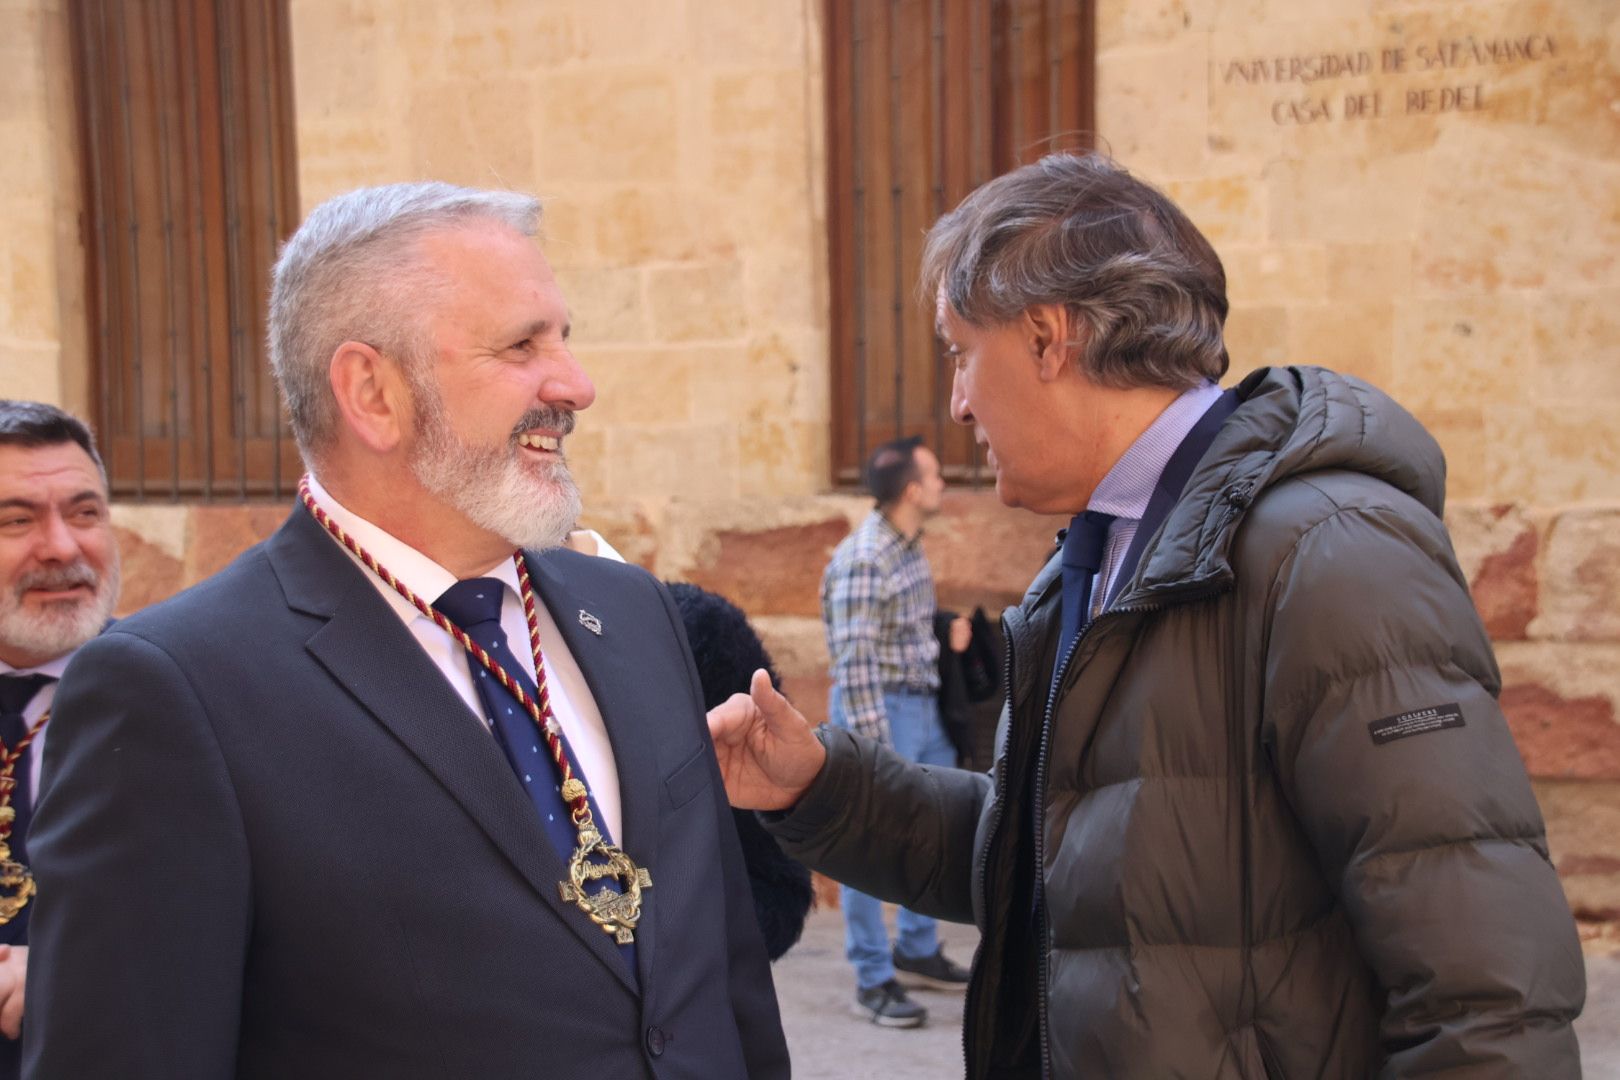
top-left (852, 979), bottom-right (928, 1028)
top-left (893, 947), bottom-right (971, 991)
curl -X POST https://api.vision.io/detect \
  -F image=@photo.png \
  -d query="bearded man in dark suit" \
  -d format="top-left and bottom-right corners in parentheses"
top-left (24, 184), bottom-right (789, 1080)
top-left (0, 401), bottom-right (120, 1080)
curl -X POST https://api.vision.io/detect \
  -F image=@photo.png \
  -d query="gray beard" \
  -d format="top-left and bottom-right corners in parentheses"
top-left (407, 395), bottom-right (581, 554)
top-left (0, 561), bottom-right (120, 663)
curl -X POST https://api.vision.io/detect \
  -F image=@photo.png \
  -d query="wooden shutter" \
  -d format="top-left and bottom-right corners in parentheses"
top-left (70, 0), bottom-right (301, 499)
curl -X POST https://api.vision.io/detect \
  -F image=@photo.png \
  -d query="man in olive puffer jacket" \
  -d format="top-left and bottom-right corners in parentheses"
top-left (709, 151), bottom-right (1585, 1078)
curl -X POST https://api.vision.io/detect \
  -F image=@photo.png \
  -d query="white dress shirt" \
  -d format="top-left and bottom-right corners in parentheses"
top-left (0, 651), bottom-right (71, 807)
top-left (305, 476), bottom-right (622, 844)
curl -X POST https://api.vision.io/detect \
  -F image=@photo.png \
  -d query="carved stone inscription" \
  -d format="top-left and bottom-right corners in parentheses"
top-left (1218, 33), bottom-right (1558, 125)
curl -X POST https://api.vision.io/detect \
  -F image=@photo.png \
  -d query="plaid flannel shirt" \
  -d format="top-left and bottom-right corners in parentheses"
top-left (819, 511), bottom-right (940, 744)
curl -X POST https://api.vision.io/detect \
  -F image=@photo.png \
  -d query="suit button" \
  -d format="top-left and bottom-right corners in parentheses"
top-left (645, 1025), bottom-right (667, 1057)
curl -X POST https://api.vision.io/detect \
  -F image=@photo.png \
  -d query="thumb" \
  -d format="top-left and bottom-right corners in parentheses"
top-left (748, 668), bottom-right (791, 722)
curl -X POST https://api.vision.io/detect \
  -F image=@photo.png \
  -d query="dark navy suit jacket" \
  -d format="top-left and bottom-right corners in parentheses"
top-left (23, 507), bottom-right (788, 1079)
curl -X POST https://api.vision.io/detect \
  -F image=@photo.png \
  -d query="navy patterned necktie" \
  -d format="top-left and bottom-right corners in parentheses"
top-left (0, 673), bottom-right (53, 945)
top-left (433, 578), bottom-right (635, 972)
top-left (1055, 510), bottom-right (1117, 678)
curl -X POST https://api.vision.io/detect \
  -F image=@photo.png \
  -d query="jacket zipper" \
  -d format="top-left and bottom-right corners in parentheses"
top-left (963, 613), bottom-right (1020, 1077)
top-left (1031, 585), bottom-right (1225, 1079)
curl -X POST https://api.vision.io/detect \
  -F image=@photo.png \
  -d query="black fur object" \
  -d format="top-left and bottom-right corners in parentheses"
top-left (667, 582), bottom-right (815, 961)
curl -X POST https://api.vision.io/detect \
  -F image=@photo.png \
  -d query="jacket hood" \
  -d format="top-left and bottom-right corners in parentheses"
top-left (1124, 365), bottom-right (1448, 604)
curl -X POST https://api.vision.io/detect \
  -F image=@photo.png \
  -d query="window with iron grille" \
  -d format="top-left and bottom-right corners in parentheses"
top-left (70, 0), bottom-right (300, 500)
top-left (824, 0), bottom-right (1096, 485)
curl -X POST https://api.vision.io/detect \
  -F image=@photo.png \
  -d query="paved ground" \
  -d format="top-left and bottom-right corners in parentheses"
top-left (776, 906), bottom-right (1620, 1078)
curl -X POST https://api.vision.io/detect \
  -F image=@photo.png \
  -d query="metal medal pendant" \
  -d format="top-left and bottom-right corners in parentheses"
top-left (557, 824), bottom-right (653, 945)
top-left (0, 843), bottom-right (35, 926)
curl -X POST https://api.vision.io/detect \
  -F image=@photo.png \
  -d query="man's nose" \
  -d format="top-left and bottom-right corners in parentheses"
top-left (949, 370), bottom-right (972, 426)
top-left (541, 346), bottom-right (596, 411)
top-left (33, 511), bottom-right (82, 563)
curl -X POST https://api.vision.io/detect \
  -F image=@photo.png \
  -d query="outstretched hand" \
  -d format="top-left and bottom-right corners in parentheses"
top-left (707, 669), bottom-right (827, 810)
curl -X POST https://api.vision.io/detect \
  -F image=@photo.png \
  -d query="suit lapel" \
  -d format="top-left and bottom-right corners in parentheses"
top-left (524, 550), bottom-right (666, 987)
top-left (267, 510), bottom-right (638, 991)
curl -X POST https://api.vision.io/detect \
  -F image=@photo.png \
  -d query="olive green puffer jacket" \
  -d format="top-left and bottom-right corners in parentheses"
top-left (769, 367), bottom-right (1585, 1078)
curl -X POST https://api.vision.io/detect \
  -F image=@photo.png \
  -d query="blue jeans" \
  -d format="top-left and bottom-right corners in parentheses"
top-left (829, 688), bottom-right (957, 991)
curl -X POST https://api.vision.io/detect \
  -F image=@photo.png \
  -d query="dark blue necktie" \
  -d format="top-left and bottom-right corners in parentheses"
top-left (0, 673), bottom-right (52, 945)
top-left (434, 578), bottom-right (635, 972)
top-left (1055, 511), bottom-right (1117, 677)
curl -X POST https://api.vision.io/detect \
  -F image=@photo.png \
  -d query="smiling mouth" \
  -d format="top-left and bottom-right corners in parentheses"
top-left (517, 432), bottom-right (562, 452)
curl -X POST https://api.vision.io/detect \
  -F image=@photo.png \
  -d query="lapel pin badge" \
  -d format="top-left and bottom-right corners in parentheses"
top-left (578, 609), bottom-right (603, 636)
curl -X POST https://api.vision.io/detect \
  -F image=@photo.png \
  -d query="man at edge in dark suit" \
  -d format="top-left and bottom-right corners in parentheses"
top-left (0, 401), bottom-right (120, 1080)
top-left (24, 184), bottom-right (790, 1078)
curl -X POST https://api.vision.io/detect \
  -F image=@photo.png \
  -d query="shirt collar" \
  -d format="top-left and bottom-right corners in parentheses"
top-left (305, 474), bottom-right (520, 617)
top-left (868, 509), bottom-right (922, 550)
top-left (1087, 381), bottom-right (1226, 522)
top-left (0, 651), bottom-right (75, 679)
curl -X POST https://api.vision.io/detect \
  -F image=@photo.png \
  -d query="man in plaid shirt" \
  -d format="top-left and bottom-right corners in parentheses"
top-left (821, 435), bottom-right (971, 1028)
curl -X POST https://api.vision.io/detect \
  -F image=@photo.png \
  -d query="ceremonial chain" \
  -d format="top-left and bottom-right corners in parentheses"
top-left (0, 708), bottom-right (48, 925)
top-left (298, 476), bottom-right (651, 944)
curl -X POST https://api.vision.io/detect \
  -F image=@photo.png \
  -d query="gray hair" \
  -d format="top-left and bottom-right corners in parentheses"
top-left (920, 152), bottom-right (1229, 389)
top-left (268, 182), bottom-right (543, 459)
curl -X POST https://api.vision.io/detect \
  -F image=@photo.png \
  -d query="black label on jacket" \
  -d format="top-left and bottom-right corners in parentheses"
top-left (1369, 703), bottom-right (1465, 745)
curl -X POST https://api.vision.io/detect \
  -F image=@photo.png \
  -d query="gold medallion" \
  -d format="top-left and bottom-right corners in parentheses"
top-left (0, 846), bottom-right (34, 926)
top-left (557, 824), bottom-right (652, 945)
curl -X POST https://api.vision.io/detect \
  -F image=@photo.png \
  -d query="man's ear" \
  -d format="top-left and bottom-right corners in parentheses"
top-left (1023, 303), bottom-right (1078, 383)
top-left (328, 341), bottom-right (410, 454)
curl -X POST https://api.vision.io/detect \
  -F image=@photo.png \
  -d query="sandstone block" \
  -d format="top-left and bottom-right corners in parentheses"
top-left (1222, 304), bottom-right (1290, 371)
top-left (1267, 153), bottom-right (1427, 246)
top-left (736, 419), bottom-right (824, 500)
top-left (1096, 41), bottom-right (1211, 177)
top-left (287, 0), bottom-right (386, 115)
top-left (1389, 292), bottom-right (1536, 410)
top-left (407, 77), bottom-right (537, 191)
top-left (753, 615), bottom-right (831, 680)
top-left (1415, 127), bottom-right (1620, 293)
top-left (1161, 173), bottom-right (1269, 247)
top-left (1285, 301), bottom-right (1394, 389)
top-left (710, 70), bottom-right (808, 143)
top-left (537, 68), bottom-right (680, 184)
top-left (573, 499), bottom-right (660, 572)
top-left (1531, 289), bottom-right (1620, 404)
top-left (110, 518), bottom-right (187, 616)
top-left (1484, 403), bottom-right (1620, 504)
top-left (591, 186), bottom-right (739, 266)
top-left (0, 206), bottom-right (57, 342)
top-left (1408, 405), bottom-right (1487, 502)
top-left (0, 342), bottom-right (60, 403)
top-left (1220, 246), bottom-right (1329, 306)
top-left (575, 346), bottom-right (701, 428)
top-left (1097, 0), bottom-right (1217, 52)
top-left (686, 2), bottom-right (806, 65)
top-left (1326, 245), bottom-right (1412, 299)
top-left (609, 423), bottom-right (739, 502)
top-left (446, 0), bottom-right (575, 74)
top-left (646, 263), bottom-right (748, 343)
top-left (924, 492), bottom-right (1067, 614)
top-left (186, 505), bottom-right (292, 584)
top-left (555, 267), bottom-right (649, 344)
top-left (1536, 779), bottom-right (1620, 921)
top-left (1444, 502), bottom-right (1539, 641)
top-left (1534, 510), bottom-right (1620, 642)
top-left (681, 517), bottom-right (851, 619)
top-left (1496, 643), bottom-right (1620, 782)
top-left (562, 427), bottom-right (609, 505)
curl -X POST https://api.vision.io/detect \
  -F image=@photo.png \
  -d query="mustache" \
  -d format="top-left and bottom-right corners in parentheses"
top-left (16, 562), bottom-right (100, 595)
top-left (509, 407), bottom-right (576, 440)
